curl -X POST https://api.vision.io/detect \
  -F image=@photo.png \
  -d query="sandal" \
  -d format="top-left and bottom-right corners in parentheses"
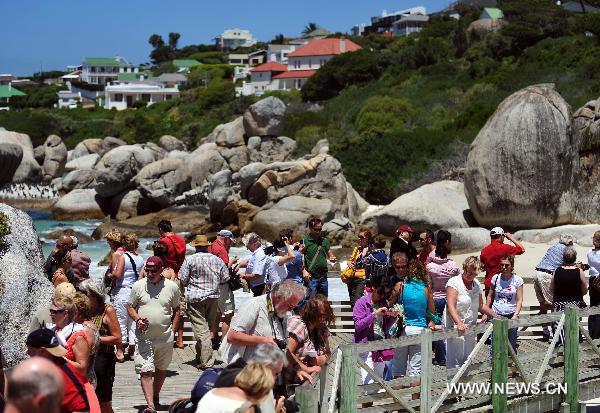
top-left (115, 351), bottom-right (125, 363)
top-left (143, 406), bottom-right (156, 413)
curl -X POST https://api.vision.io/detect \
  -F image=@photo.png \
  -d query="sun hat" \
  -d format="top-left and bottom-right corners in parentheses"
top-left (26, 329), bottom-right (67, 358)
top-left (189, 234), bottom-right (210, 247)
top-left (490, 227), bottom-right (505, 236)
top-left (79, 279), bottom-right (106, 301)
top-left (217, 229), bottom-right (235, 241)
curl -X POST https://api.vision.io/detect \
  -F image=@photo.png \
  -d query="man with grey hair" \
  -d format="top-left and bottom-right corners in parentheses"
top-left (533, 233), bottom-right (574, 340)
top-left (5, 357), bottom-right (65, 413)
top-left (240, 232), bottom-right (270, 296)
top-left (222, 280), bottom-right (306, 364)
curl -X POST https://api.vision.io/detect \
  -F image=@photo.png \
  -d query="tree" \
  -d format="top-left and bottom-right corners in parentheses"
top-left (271, 34), bottom-right (285, 44)
top-left (302, 22), bottom-right (318, 35)
top-left (148, 34), bottom-right (164, 48)
top-left (168, 32), bottom-right (181, 49)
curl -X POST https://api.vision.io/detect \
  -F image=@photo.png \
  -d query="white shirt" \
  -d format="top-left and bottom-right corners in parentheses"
top-left (444, 276), bottom-right (482, 328)
top-left (588, 250), bottom-right (600, 277)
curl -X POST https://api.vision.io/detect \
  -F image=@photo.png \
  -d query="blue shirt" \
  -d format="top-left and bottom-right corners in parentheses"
top-left (400, 279), bottom-right (428, 327)
top-left (536, 243), bottom-right (567, 272)
top-left (285, 250), bottom-right (304, 284)
top-left (246, 248), bottom-right (267, 288)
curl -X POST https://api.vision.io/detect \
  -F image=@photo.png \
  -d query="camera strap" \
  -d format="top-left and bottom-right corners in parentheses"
top-left (266, 294), bottom-right (283, 340)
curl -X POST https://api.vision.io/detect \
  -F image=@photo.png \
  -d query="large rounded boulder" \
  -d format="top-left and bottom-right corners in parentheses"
top-left (159, 135), bottom-right (187, 152)
top-left (42, 135), bottom-right (68, 181)
top-left (464, 84), bottom-right (578, 228)
top-left (243, 96), bottom-right (286, 137)
top-left (0, 130), bottom-right (42, 182)
top-left (135, 158), bottom-right (191, 207)
top-left (52, 189), bottom-right (106, 220)
top-left (0, 203), bottom-right (54, 367)
top-left (361, 181), bottom-right (472, 236)
top-left (95, 145), bottom-right (155, 197)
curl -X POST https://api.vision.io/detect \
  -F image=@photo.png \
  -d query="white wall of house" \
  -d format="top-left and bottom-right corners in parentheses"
top-left (267, 45), bottom-right (296, 63)
top-left (249, 72), bottom-right (273, 95)
top-left (82, 65), bottom-right (138, 85)
top-left (105, 84), bottom-right (179, 110)
top-left (288, 55), bottom-right (332, 71)
top-left (275, 77), bottom-right (308, 91)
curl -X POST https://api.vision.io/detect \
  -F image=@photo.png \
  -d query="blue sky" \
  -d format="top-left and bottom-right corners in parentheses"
top-left (1, 0), bottom-right (450, 76)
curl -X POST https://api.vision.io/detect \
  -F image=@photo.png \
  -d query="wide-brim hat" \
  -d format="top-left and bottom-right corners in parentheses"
top-left (190, 234), bottom-right (210, 247)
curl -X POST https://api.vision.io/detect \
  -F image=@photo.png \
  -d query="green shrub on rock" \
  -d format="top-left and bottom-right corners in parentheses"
top-left (0, 212), bottom-right (11, 245)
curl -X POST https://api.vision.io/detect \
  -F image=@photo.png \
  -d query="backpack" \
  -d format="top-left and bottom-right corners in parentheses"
top-left (190, 367), bottom-right (223, 408)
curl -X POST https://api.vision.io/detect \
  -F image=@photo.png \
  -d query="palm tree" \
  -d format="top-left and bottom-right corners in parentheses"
top-left (302, 22), bottom-right (318, 36)
top-left (148, 34), bottom-right (164, 48)
top-left (168, 32), bottom-right (181, 49)
top-left (272, 34), bottom-right (285, 44)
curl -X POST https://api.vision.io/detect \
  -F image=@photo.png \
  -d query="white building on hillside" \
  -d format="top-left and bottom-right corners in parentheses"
top-left (56, 91), bottom-right (82, 109)
top-left (215, 29), bottom-right (257, 50)
top-left (267, 44), bottom-right (297, 64)
top-left (104, 82), bottom-right (179, 110)
top-left (81, 56), bottom-right (138, 85)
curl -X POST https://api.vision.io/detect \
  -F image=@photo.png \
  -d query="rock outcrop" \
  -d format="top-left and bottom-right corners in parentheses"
top-left (188, 143), bottom-right (229, 188)
top-left (247, 136), bottom-right (296, 163)
top-left (65, 154), bottom-right (100, 171)
top-left (62, 169), bottom-right (96, 192)
top-left (52, 189), bottom-right (106, 220)
top-left (0, 203), bottom-right (54, 367)
top-left (135, 158), bottom-right (191, 207)
top-left (514, 224), bottom-right (600, 247)
top-left (95, 145), bottom-right (155, 197)
top-left (0, 143), bottom-right (23, 185)
top-left (71, 137), bottom-right (126, 160)
top-left (361, 181), bottom-right (472, 236)
top-left (0, 130), bottom-right (42, 182)
top-left (42, 135), bottom-right (68, 181)
top-left (159, 135), bottom-right (187, 152)
top-left (243, 96), bottom-right (286, 137)
top-left (464, 84), bottom-right (578, 228)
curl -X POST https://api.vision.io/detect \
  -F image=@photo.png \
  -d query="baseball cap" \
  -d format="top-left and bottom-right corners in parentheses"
top-left (26, 329), bottom-right (67, 358)
top-left (396, 225), bottom-right (415, 233)
top-left (490, 227), bottom-right (505, 236)
top-left (218, 229), bottom-right (235, 241)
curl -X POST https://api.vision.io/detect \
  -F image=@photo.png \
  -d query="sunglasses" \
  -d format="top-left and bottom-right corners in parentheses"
top-left (50, 308), bottom-right (66, 315)
top-left (146, 267), bottom-right (160, 273)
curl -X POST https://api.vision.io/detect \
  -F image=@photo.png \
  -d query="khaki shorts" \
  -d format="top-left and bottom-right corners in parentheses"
top-left (135, 340), bottom-right (173, 373)
top-left (533, 270), bottom-right (553, 306)
top-left (174, 278), bottom-right (187, 315)
top-left (218, 283), bottom-right (235, 315)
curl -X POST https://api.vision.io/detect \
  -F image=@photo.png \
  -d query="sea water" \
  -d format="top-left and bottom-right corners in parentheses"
top-left (29, 210), bottom-right (349, 307)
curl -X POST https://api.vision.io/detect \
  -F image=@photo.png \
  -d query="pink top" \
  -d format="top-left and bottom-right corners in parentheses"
top-left (427, 256), bottom-right (460, 298)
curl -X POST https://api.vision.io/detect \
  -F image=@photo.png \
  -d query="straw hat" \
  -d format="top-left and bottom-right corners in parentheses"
top-left (189, 234), bottom-right (210, 247)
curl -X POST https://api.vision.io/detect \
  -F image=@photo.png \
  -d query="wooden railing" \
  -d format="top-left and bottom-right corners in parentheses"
top-left (295, 305), bottom-right (600, 413)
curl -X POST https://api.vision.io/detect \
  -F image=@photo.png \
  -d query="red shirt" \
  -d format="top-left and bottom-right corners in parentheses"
top-left (159, 234), bottom-right (187, 274)
top-left (54, 358), bottom-right (89, 413)
top-left (480, 239), bottom-right (524, 288)
top-left (209, 239), bottom-right (229, 265)
top-left (418, 244), bottom-right (436, 265)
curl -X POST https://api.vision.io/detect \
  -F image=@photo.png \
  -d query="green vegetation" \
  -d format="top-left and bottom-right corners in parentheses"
top-left (1, 0), bottom-right (600, 204)
top-left (0, 212), bottom-right (11, 245)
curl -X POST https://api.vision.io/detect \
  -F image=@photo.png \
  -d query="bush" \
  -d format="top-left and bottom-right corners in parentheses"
top-left (0, 212), bottom-right (11, 245)
top-left (132, 100), bottom-right (148, 109)
top-left (355, 96), bottom-right (417, 138)
top-left (293, 126), bottom-right (323, 156)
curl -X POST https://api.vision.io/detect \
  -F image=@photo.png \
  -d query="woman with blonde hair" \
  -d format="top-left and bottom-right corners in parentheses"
top-left (106, 232), bottom-right (143, 362)
top-left (445, 256), bottom-right (496, 368)
top-left (195, 362), bottom-right (275, 412)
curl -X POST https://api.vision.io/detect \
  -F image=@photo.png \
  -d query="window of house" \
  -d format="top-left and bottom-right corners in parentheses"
top-left (165, 94), bottom-right (172, 100)
top-left (309, 59), bottom-right (312, 68)
top-left (91, 67), bottom-right (96, 73)
top-left (141, 94), bottom-right (151, 102)
top-left (100, 67), bottom-right (105, 73)
top-left (114, 94), bottom-right (123, 102)
top-left (259, 73), bottom-right (263, 78)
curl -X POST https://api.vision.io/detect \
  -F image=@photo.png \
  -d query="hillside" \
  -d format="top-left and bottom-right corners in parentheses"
top-left (1, 0), bottom-right (599, 204)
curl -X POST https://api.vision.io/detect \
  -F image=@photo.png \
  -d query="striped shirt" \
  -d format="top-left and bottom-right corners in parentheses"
top-left (178, 252), bottom-right (229, 303)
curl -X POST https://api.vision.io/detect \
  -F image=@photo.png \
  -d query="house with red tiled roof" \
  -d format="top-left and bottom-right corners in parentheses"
top-left (248, 61), bottom-right (288, 95)
top-left (237, 38), bottom-right (361, 96)
top-left (275, 38), bottom-right (361, 91)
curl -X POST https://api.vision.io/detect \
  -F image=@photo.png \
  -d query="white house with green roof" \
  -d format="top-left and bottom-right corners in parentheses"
top-left (81, 56), bottom-right (138, 85)
top-left (480, 8), bottom-right (504, 20)
top-left (0, 83), bottom-right (25, 111)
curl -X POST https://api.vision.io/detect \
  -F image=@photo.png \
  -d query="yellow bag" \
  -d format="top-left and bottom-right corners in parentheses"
top-left (340, 267), bottom-right (356, 284)
top-left (340, 247), bottom-right (366, 283)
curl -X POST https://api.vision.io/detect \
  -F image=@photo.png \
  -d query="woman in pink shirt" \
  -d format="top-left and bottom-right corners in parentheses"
top-left (426, 245), bottom-right (459, 365)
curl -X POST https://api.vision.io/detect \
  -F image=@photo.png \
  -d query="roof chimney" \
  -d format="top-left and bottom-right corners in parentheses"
top-left (339, 37), bottom-right (346, 53)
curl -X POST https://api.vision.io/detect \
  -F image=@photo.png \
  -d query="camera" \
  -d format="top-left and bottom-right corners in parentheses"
top-left (274, 338), bottom-right (287, 350)
top-left (578, 262), bottom-right (590, 271)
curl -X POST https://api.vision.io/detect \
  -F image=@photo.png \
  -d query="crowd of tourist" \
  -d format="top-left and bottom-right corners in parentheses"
top-left (2, 216), bottom-right (600, 413)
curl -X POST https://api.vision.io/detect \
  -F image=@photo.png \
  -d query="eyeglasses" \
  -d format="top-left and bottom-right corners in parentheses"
top-left (49, 308), bottom-right (65, 315)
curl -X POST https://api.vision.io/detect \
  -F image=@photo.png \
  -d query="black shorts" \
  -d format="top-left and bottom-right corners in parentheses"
top-left (94, 352), bottom-right (116, 402)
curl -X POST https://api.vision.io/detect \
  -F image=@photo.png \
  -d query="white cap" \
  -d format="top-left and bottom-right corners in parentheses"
top-left (490, 227), bottom-right (505, 236)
